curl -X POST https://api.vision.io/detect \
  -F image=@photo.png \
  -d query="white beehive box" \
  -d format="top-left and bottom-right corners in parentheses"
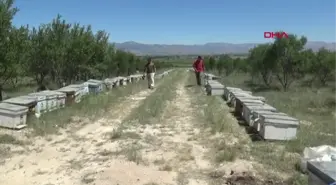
top-left (228, 91), bottom-right (252, 106)
top-left (64, 86), bottom-right (82, 103)
top-left (241, 102), bottom-right (269, 124)
top-left (126, 76), bottom-right (131, 83)
top-left (39, 91), bottom-right (58, 112)
top-left (251, 110), bottom-right (286, 130)
top-left (223, 87), bottom-right (242, 101)
top-left (307, 161), bottom-right (336, 185)
top-left (52, 91), bottom-right (66, 108)
top-left (130, 75), bottom-right (142, 82)
top-left (67, 84), bottom-right (87, 96)
top-left (206, 82), bottom-right (225, 96)
top-left (27, 92), bottom-right (48, 115)
top-left (118, 77), bottom-right (128, 86)
top-left (85, 82), bottom-right (100, 94)
top-left (56, 87), bottom-right (81, 104)
top-left (113, 78), bottom-right (120, 87)
top-left (104, 78), bottom-right (116, 89)
top-left (0, 103), bottom-right (29, 129)
top-left (3, 96), bottom-right (37, 115)
top-left (40, 90), bottom-right (66, 109)
top-left (87, 79), bottom-right (105, 91)
top-left (235, 98), bottom-right (264, 116)
top-left (258, 114), bottom-right (299, 140)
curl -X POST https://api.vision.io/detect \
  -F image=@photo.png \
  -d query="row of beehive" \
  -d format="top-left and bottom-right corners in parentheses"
top-left (0, 71), bottom-right (173, 130)
top-left (204, 73), bottom-right (300, 141)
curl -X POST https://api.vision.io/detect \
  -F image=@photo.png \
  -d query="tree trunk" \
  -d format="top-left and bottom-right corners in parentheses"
top-left (0, 85), bottom-right (3, 101)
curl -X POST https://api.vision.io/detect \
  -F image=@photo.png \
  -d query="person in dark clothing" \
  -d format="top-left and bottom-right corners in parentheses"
top-left (143, 57), bottom-right (156, 89)
top-left (192, 56), bottom-right (205, 86)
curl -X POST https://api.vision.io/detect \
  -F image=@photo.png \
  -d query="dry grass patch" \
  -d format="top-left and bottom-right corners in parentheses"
top-left (111, 143), bottom-right (144, 164)
top-left (159, 164), bottom-right (173, 171)
top-left (176, 172), bottom-right (189, 185)
top-left (143, 182), bottom-right (159, 185)
top-left (177, 145), bottom-right (195, 161)
top-left (108, 127), bottom-right (141, 141)
top-left (124, 70), bottom-right (182, 125)
top-left (81, 172), bottom-right (96, 184)
top-left (0, 134), bottom-right (25, 145)
top-left (68, 159), bottom-right (84, 170)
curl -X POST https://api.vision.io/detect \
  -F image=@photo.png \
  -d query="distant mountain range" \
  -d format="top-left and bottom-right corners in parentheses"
top-left (114, 41), bottom-right (336, 56)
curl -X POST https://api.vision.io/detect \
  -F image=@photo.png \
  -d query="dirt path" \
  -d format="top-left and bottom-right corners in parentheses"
top-left (0, 88), bottom-right (159, 185)
top-left (89, 74), bottom-right (217, 185)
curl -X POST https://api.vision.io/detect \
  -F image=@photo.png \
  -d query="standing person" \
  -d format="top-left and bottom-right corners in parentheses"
top-left (143, 57), bottom-right (156, 89)
top-left (192, 56), bottom-right (205, 86)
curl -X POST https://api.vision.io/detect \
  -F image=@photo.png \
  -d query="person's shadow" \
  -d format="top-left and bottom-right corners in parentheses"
top-left (185, 85), bottom-right (195, 88)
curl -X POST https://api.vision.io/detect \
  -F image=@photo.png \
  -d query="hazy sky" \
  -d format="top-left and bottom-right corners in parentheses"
top-left (12, 0), bottom-right (336, 44)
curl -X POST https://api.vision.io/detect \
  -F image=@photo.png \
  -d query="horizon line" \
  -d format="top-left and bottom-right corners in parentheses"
top-left (112, 40), bottom-right (336, 45)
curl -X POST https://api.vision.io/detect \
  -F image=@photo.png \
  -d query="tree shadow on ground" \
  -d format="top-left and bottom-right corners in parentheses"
top-left (224, 100), bottom-right (264, 142)
top-left (243, 80), bottom-right (279, 93)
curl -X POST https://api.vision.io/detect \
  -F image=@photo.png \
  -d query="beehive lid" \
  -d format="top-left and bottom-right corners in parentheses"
top-left (252, 110), bottom-right (282, 115)
top-left (41, 90), bottom-right (66, 96)
top-left (56, 87), bottom-right (76, 93)
top-left (67, 84), bottom-right (84, 88)
top-left (261, 114), bottom-right (298, 121)
top-left (208, 80), bottom-right (220, 84)
top-left (264, 118), bottom-right (299, 126)
top-left (87, 82), bottom-right (99, 87)
top-left (232, 94), bottom-right (251, 99)
top-left (130, 74), bottom-right (142, 78)
top-left (242, 102), bottom-right (265, 108)
top-left (103, 79), bottom-right (114, 84)
top-left (116, 76), bottom-right (126, 80)
top-left (307, 161), bottom-right (336, 184)
top-left (104, 78), bottom-right (117, 82)
top-left (88, 79), bottom-right (103, 84)
top-left (225, 87), bottom-right (242, 91)
top-left (0, 102), bottom-right (28, 112)
top-left (3, 96), bottom-right (36, 106)
top-left (38, 90), bottom-right (63, 98)
top-left (209, 83), bottom-right (224, 88)
top-left (27, 93), bottom-right (47, 101)
top-left (247, 104), bottom-right (277, 111)
top-left (239, 99), bottom-right (264, 104)
top-left (239, 96), bottom-right (264, 100)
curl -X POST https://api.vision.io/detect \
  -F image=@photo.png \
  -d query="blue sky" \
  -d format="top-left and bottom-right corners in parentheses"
top-left (12, 0), bottom-right (335, 44)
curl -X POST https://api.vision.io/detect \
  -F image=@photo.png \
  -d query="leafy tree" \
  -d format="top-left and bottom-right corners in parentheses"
top-left (247, 44), bottom-right (275, 86)
top-left (0, 0), bottom-right (169, 99)
top-left (271, 33), bottom-right (307, 91)
top-left (208, 57), bottom-right (216, 70)
top-left (0, 0), bottom-right (19, 100)
top-left (313, 48), bottom-right (336, 85)
top-left (222, 55), bottom-right (235, 76)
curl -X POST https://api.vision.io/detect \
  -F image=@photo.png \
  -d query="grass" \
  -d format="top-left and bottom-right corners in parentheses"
top-left (0, 134), bottom-right (26, 159)
top-left (108, 128), bottom-right (141, 141)
top-left (124, 70), bottom-right (182, 125)
top-left (0, 134), bottom-right (25, 145)
top-left (186, 71), bottom-right (313, 184)
top-left (26, 79), bottom-right (149, 136)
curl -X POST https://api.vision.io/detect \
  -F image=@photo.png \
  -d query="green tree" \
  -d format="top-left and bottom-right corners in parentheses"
top-left (313, 48), bottom-right (336, 85)
top-left (247, 44), bottom-right (275, 86)
top-left (208, 57), bottom-right (216, 70)
top-left (0, 0), bottom-right (19, 100)
top-left (271, 33), bottom-right (307, 91)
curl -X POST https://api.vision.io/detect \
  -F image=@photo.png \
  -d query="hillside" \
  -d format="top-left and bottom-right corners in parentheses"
top-left (115, 41), bottom-right (336, 56)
